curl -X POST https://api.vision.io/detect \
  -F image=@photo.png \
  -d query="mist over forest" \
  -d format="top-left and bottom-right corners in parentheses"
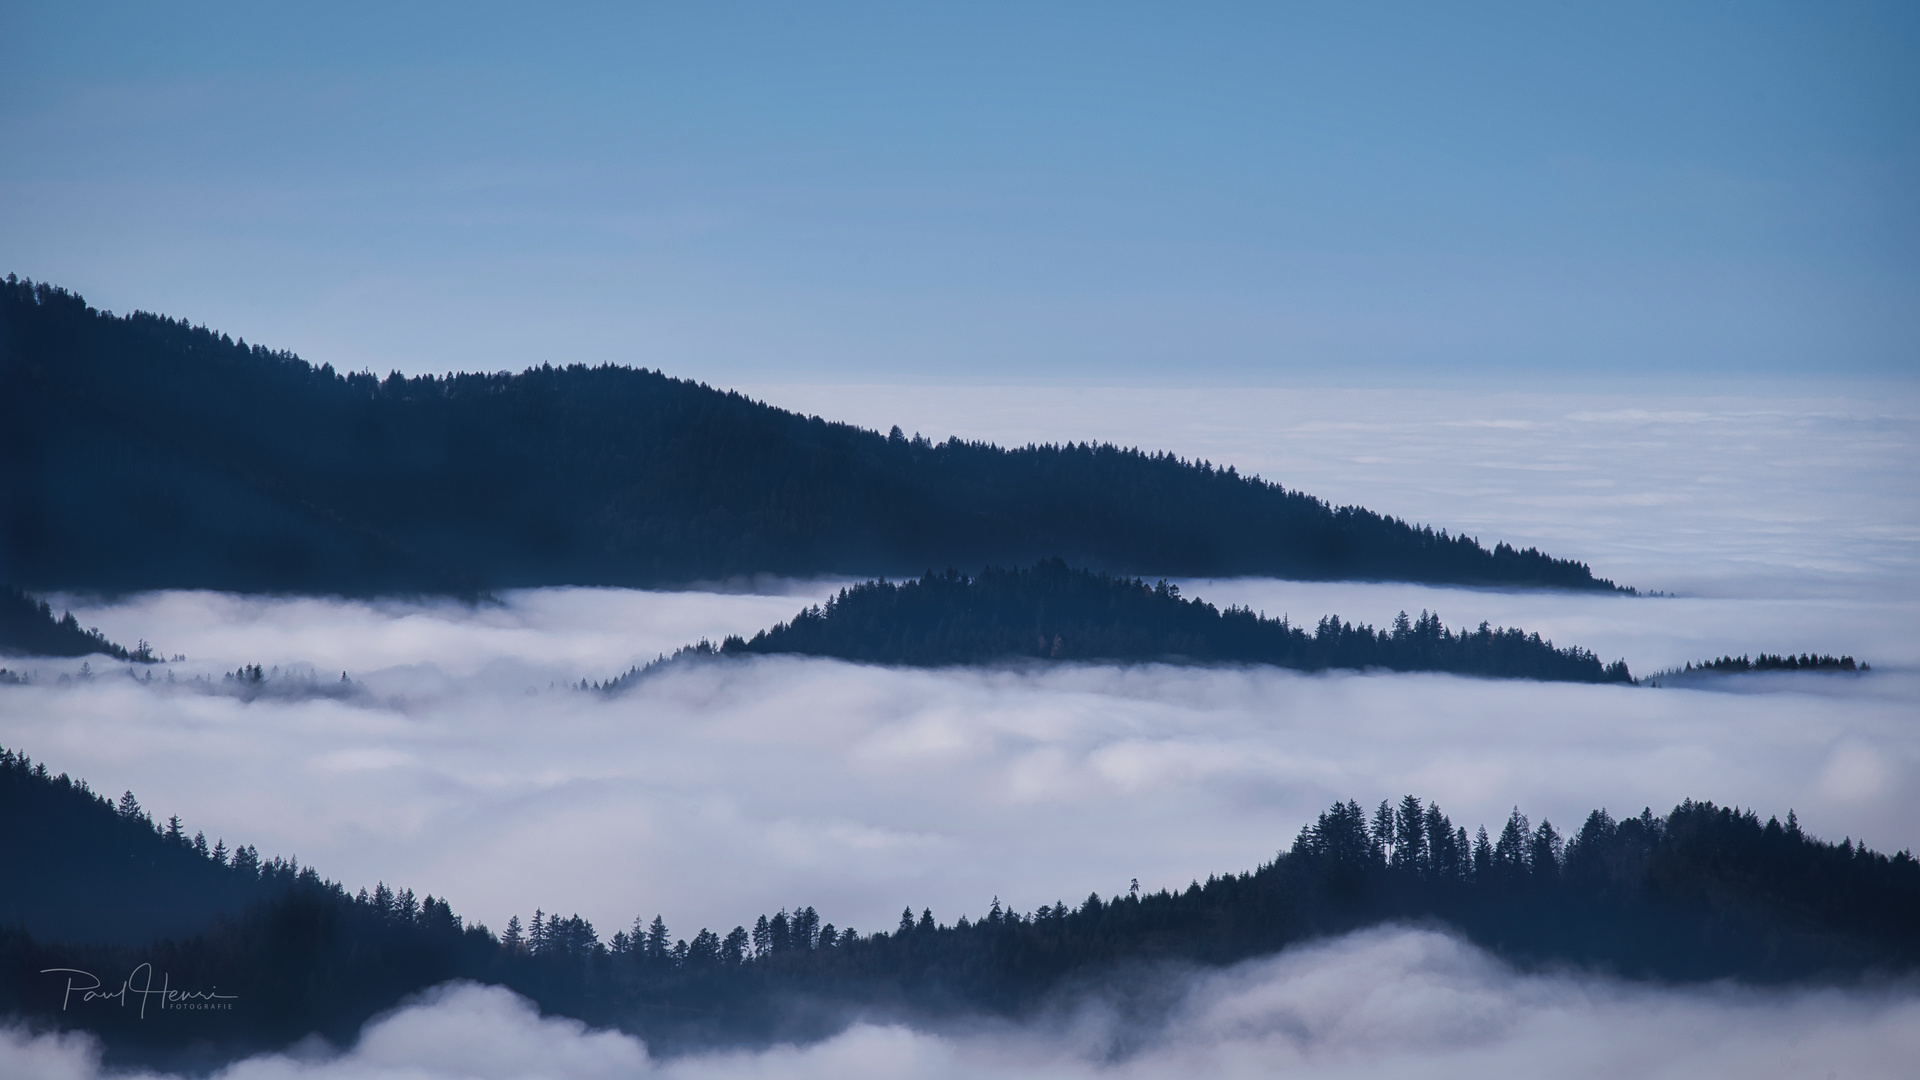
top-left (6, 0), bottom-right (1915, 1071)
top-left (2, 290), bottom-right (1915, 1078)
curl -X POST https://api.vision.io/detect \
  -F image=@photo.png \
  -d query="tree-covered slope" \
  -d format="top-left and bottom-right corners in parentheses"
top-left (4, 745), bottom-right (1915, 1069)
top-left (0, 746), bottom-right (495, 1068)
top-left (0, 746), bottom-right (290, 946)
top-left (696, 560), bottom-right (1634, 683)
top-left (0, 278), bottom-right (1625, 595)
top-left (0, 584), bottom-right (144, 660)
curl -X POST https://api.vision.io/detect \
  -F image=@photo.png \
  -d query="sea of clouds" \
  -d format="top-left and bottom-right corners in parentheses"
top-left (2, 382), bottom-right (1915, 1077)
top-left (3, 626), bottom-right (1915, 942)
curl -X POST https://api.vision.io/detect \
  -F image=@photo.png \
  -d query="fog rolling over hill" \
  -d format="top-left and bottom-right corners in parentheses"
top-left (0, 279), bottom-right (1621, 596)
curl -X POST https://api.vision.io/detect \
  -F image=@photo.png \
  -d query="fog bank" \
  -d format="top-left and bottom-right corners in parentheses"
top-left (1, 618), bottom-right (1911, 939)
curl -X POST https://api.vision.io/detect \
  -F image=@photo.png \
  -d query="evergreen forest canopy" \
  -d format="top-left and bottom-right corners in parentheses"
top-left (1676, 654), bottom-right (1866, 675)
top-left (0, 278), bottom-right (1627, 596)
top-left (5, 745), bottom-right (1914, 1070)
top-left (0, 584), bottom-right (149, 662)
top-left (1641, 653), bottom-right (1872, 688)
top-left (614, 560), bottom-right (1634, 684)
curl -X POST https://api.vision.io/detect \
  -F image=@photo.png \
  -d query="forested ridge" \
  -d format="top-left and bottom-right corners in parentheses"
top-left (0, 278), bottom-right (1625, 595)
top-left (6, 745), bottom-right (1915, 1069)
top-left (1673, 653), bottom-right (1865, 675)
top-left (0, 584), bottom-right (149, 661)
top-left (611, 560), bottom-right (1634, 684)
top-left (1642, 653), bottom-right (1871, 687)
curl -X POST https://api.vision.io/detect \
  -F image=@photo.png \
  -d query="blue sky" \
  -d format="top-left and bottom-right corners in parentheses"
top-left (2, 2), bottom-right (1914, 382)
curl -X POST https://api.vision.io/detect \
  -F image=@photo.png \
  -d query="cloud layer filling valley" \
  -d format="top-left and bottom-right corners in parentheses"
top-left (3, 383), bottom-right (1915, 1076)
top-left (3, 584), bottom-right (1912, 940)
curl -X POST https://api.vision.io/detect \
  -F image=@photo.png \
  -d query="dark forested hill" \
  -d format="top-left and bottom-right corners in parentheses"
top-left (0, 747), bottom-right (277, 946)
top-left (0, 746), bottom-right (496, 1068)
top-left (1668, 654), bottom-right (1866, 676)
top-left (682, 561), bottom-right (1633, 683)
top-left (0, 584), bottom-right (146, 660)
top-left (5, 745), bottom-right (1915, 1069)
top-left (1642, 653), bottom-right (1872, 688)
top-left (0, 279), bottom-right (1625, 595)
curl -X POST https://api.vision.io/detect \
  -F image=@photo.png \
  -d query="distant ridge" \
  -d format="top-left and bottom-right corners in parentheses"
top-left (1644, 652), bottom-right (1869, 687)
top-left (1670, 653), bottom-right (1865, 675)
top-left (609, 560), bottom-right (1634, 685)
top-left (0, 278), bottom-right (1627, 595)
top-left (0, 584), bottom-right (149, 661)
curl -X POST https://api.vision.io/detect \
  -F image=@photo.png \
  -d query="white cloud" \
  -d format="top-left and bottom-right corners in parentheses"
top-left (1, 624), bottom-right (1913, 940)
top-left (32, 585), bottom-right (842, 681)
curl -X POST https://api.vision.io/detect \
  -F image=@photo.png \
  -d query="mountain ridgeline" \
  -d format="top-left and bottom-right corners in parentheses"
top-left (665, 561), bottom-right (1633, 683)
top-left (3, 746), bottom-right (1914, 1069)
top-left (0, 746), bottom-right (495, 1067)
top-left (1641, 652), bottom-right (1872, 688)
top-left (0, 278), bottom-right (1625, 595)
top-left (1675, 653), bottom-right (1865, 675)
top-left (0, 584), bottom-right (147, 661)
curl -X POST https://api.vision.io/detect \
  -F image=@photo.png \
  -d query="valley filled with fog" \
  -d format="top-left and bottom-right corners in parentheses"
top-left (3, 585), bottom-right (1915, 943)
top-left (3, 383), bottom-right (1915, 1077)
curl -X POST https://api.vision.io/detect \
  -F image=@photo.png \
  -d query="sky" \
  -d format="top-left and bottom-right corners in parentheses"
top-left (3, 2), bottom-right (1916, 383)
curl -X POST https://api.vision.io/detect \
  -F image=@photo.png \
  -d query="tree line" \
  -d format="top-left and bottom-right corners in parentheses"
top-left (1678, 653), bottom-right (1864, 675)
top-left (7, 744), bottom-right (1916, 1069)
top-left (607, 560), bottom-right (1635, 684)
top-left (1641, 652), bottom-right (1870, 687)
top-left (1, 277), bottom-right (1626, 596)
top-left (0, 584), bottom-right (151, 661)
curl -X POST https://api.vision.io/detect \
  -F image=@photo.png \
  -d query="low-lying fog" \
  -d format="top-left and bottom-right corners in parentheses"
top-left (3, 383), bottom-right (1914, 1076)
top-left (7, 929), bottom-right (1919, 1079)
top-left (3, 586), bottom-right (1915, 942)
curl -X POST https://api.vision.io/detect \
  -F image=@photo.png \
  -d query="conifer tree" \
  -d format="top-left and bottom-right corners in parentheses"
top-left (644, 915), bottom-right (671, 961)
